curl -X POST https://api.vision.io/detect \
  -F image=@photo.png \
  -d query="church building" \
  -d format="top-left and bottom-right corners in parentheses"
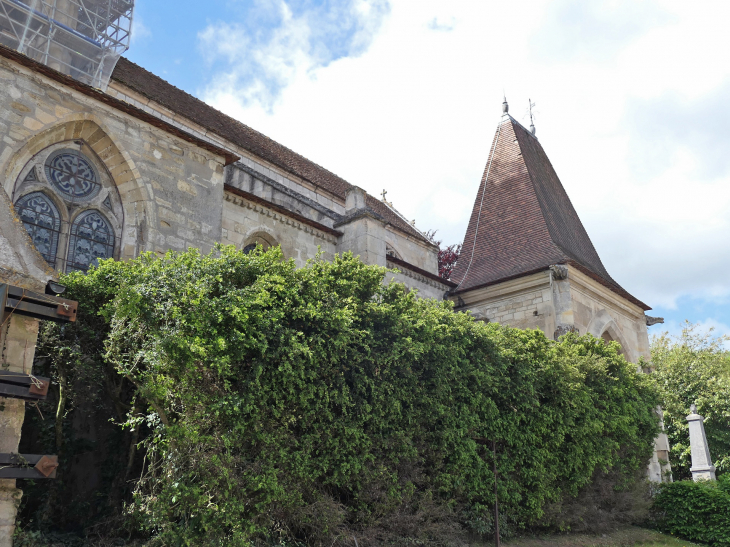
top-left (0, 5), bottom-right (670, 538)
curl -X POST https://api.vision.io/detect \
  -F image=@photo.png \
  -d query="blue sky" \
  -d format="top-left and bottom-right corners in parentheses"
top-left (125, 0), bottom-right (730, 345)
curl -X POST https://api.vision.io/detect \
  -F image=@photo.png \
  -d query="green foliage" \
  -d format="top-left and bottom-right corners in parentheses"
top-left (648, 323), bottom-right (730, 479)
top-left (40, 246), bottom-right (660, 545)
top-left (650, 475), bottom-right (730, 546)
top-left (18, 258), bottom-right (142, 536)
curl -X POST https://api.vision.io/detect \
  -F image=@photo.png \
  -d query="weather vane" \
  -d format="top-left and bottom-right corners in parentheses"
top-left (528, 98), bottom-right (536, 136)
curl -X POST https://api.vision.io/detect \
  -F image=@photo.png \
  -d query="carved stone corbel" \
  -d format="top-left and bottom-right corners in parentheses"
top-left (646, 316), bottom-right (664, 327)
top-left (549, 264), bottom-right (568, 280)
top-left (553, 324), bottom-right (578, 340)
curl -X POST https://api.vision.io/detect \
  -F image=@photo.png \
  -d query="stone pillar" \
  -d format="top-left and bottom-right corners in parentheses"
top-left (337, 187), bottom-right (388, 267)
top-left (0, 314), bottom-right (40, 546)
top-left (686, 404), bottom-right (716, 481)
top-left (549, 265), bottom-right (575, 340)
top-left (648, 408), bottom-right (672, 483)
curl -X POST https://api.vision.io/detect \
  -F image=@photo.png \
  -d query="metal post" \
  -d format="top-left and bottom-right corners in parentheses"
top-left (493, 439), bottom-right (500, 547)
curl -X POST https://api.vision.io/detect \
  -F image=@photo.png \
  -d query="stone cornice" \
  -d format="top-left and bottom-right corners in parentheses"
top-left (224, 190), bottom-right (340, 244)
top-left (386, 257), bottom-right (455, 291)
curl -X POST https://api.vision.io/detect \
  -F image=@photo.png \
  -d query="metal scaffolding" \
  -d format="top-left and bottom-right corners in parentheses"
top-left (0, 0), bottom-right (134, 90)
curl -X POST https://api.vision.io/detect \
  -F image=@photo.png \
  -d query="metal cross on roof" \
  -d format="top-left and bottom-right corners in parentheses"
top-left (381, 189), bottom-right (387, 201)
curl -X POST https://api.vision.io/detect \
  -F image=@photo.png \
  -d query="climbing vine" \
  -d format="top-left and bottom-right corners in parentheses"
top-left (20, 246), bottom-right (660, 545)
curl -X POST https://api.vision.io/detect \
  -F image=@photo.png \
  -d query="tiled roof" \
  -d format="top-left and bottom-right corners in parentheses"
top-left (451, 116), bottom-right (649, 310)
top-left (111, 58), bottom-right (429, 243)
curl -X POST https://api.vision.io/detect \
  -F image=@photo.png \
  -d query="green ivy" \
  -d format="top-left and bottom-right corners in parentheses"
top-left (46, 246), bottom-right (660, 545)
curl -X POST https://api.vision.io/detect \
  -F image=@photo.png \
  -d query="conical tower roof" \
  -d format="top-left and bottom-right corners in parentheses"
top-left (451, 114), bottom-right (648, 310)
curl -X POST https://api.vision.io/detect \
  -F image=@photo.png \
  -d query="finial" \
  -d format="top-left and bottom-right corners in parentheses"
top-left (411, 219), bottom-right (416, 226)
top-left (381, 189), bottom-right (387, 202)
top-left (529, 98), bottom-right (536, 136)
top-left (690, 403), bottom-right (698, 414)
top-left (502, 96), bottom-right (509, 114)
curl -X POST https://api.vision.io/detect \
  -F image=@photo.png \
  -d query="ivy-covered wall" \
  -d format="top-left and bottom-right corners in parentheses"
top-left (19, 247), bottom-right (660, 545)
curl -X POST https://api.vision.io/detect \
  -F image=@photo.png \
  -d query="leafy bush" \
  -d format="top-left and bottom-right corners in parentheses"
top-left (649, 324), bottom-right (730, 479)
top-left (30, 246), bottom-right (660, 545)
top-left (651, 475), bottom-right (730, 546)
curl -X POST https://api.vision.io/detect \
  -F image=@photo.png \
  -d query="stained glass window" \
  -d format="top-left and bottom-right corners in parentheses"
top-left (67, 210), bottom-right (115, 272)
top-left (14, 192), bottom-right (61, 266)
top-left (44, 150), bottom-right (101, 201)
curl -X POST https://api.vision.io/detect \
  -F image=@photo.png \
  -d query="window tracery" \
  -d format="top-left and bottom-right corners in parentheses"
top-left (14, 192), bottom-right (61, 264)
top-left (67, 211), bottom-right (116, 272)
top-left (44, 149), bottom-right (101, 201)
top-left (12, 142), bottom-right (123, 273)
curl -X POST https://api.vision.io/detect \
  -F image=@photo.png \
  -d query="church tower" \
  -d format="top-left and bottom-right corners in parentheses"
top-left (450, 102), bottom-right (670, 481)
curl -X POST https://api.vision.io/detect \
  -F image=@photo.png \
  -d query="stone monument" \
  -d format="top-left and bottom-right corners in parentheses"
top-left (686, 404), bottom-right (716, 481)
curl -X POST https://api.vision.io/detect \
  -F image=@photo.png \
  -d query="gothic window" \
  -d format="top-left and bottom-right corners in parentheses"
top-left (66, 211), bottom-right (115, 273)
top-left (12, 143), bottom-right (122, 272)
top-left (14, 192), bottom-right (61, 264)
top-left (243, 244), bottom-right (258, 254)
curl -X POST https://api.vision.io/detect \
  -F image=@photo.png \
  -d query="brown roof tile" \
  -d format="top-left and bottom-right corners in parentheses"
top-left (451, 116), bottom-right (649, 310)
top-left (111, 58), bottom-right (429, 243)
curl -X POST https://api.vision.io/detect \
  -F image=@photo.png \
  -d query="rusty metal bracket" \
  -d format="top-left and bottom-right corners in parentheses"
top-left (1, 283), bottom-right (77, 324)
top-left (0, 453), bottom-right (58, 479)
top-left (0, 370), bottom-right (50, 401)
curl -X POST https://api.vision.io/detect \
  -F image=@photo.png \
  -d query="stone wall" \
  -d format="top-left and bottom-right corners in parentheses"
top-left (456, 271), bottom-right (554, 332)
top-left (455, 266), bottom-right (651, 363)
top-left (0, 56), bottom-right (227, 270)
top-left (568, 268), bottom-right (650, 363)
top-left (0, 185), bottom-right (52, 546)
top-left (222, 193), bottom-right (338, 267)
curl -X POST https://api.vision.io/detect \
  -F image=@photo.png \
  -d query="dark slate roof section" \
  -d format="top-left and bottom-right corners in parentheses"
top-left (111, 59), bottom-right (431, 244)
top-left (365, 195), bottom-right (435, 242)
top-left (451, 116), bottom-right (649, 310)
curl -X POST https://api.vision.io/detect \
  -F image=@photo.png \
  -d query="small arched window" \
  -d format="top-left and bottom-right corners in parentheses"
top-left (14, 192), bottom-right (61, 264)
top-left (242, 233), bottom-right (277, 254)
top-left (386, 244), bottom-right (400, 259)
top-left (67, 210), bottom-right (115, 272)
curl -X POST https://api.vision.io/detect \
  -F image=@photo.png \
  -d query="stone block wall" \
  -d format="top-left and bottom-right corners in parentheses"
top-left (222, 194), bottom-right (337, 267)
top-left (0, 57), bottom-right (226, 271)
top-left (456, 271), bottom-right (554, 333)
top-left (455, 266), bottom-right (652, 364)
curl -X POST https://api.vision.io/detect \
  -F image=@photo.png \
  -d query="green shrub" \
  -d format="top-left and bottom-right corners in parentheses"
top-left (34, 246), bottom-right (660, 545)
top-left (651, 476), bottom-right (730, 546)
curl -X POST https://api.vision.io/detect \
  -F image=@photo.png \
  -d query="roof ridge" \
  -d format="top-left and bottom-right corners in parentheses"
top-left (111, 58), bottom-right (431, 244)
top-left (113, 58), bottom-right (353, 193)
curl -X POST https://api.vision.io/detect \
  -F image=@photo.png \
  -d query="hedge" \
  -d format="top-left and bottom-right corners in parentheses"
top-left (651, 475), bottom-right (730, 546)
top-left (30, 246), bottom-right (661, 545)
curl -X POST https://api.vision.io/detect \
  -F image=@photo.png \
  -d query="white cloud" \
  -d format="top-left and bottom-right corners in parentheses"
top-left (131, 16), bottom-right (152, 45)
top-left (198, 0), bottom-right (389, 112)
top-left (197, 0), bottom-right (730, 316)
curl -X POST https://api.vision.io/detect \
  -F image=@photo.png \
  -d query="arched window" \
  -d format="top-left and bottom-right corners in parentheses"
top-left (242, 233), bottom-right (277, 253)
top-left (67, 210), bottom-right (115, 272)
top-left (14, 192), bottom-right (61, 264)
top-left (386, 244), bottom-right (401, 259)
top-left (12, 142), bottom-right (123, 272)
